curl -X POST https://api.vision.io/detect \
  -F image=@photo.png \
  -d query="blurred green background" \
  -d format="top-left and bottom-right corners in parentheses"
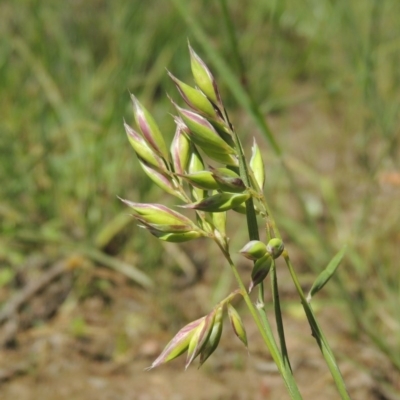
top-left (1, 0), bottom-right (400, 396)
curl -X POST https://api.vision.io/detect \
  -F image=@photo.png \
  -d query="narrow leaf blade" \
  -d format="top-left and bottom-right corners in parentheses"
top-left (307, 245), bottom-right (347, 302)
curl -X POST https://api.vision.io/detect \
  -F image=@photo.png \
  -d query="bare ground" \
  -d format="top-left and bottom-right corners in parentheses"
top-left (0, 257), bottom-right (398, 400)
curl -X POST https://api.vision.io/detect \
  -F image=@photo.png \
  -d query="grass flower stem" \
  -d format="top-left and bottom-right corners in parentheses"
top-left (223, 115), bottom-right (302, 398)
top-left (219, 250), bottom-right (303, 400)
top-left (257, 186), bottom-right (351, 399)
top-left (283, 252), bottom-right (351, 400)
top-left (270, 261), bottom-right (292, 372)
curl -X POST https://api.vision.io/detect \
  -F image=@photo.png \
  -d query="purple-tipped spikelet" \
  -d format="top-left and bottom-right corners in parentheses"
top-left (131, 94), bottom-right (169, 160)
top-left (146, 317), bottom-right (205, 370)
top-left (168, 70), bottom-right (217, 119)
top-left (175, 106), bottom-right (235, 156)
top-left (199, 305), bottom-right (224, 367)
top-left (120, 200), bottom-right (194, 227)
top-left (248, 254), bottom-right (273, 293)
top-left (120, 200), bottom-right (205, 242)
top-left (170, 124), bottom-right (191, 175)
top-left (124, 121), bottom-right (165, 170)
top-left (189, 45), bottom-right (221, 106)
top-left (185, 311), bottom-right (215, 369)
top-left (138, 160), bottom-right (184, 200)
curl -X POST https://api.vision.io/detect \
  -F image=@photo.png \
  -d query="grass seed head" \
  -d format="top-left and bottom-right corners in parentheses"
top-left (146, 317), bottom-right (205, 370)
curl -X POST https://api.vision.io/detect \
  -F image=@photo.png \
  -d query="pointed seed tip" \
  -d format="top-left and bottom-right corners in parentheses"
top-left (177, 204), bottom-right (192, 209)
top-left (167, 70), bottom-right (176, 80)
top-left (248, 282), bottom-right (254, 293)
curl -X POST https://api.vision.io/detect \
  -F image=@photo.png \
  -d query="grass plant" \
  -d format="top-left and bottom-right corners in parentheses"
top-left (1, 0), bottom-right (399, 396)
top-left (121, 45), bottom-right (352, 399)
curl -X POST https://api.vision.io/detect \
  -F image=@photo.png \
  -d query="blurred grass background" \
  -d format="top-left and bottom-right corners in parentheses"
top-left (1, 0), bottom-right (400, 381)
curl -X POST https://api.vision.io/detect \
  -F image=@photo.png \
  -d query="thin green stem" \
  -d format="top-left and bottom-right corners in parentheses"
top-left (219, 249), bottom-right (303, 400)
top-left (250, 162), bottom-right (351, 398)
top-left (283, 251), bottom-right (351, 400)
top-left (271, 260), bottom-right (292, 372)
top-left (255, 278), bottom-right (283, 370)
top-left (222, 106), bottom-right (301, 398)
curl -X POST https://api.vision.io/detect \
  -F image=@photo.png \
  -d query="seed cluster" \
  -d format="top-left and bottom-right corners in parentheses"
top-left (121, 46), bottom-right (283, 369)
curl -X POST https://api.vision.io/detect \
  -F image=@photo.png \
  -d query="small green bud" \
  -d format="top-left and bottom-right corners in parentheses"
top-left (146, 317), bottom-right (204, 370)
top-left (266, 238), bottom-right (284, 259)
top-left (227, 303), bottom-right (248, 348)
top-left (186, 312), bottom-right (214, 369)
top-left (182, 192), bottom-right (250, 213)
top-left (189, 45), bottom-right (220, 105)
top-left (249, 254), bottom-right (273, 292)
top-left (239, 240), bottom-right (268, 260)
top-left (250, 138), bottom-right (265, 190)
top-left (168, 71), bottom-right (217, 118)
top-left (124, 122), bottom-right (165, 170)
top-left (131, 95), bottom-right (169, 160)
top-left (170, 125), bottom-right (191, 175)
top-left (176, 106), bottom-right (235, 156)
top-left (199, 305), bottom-right (224, 367)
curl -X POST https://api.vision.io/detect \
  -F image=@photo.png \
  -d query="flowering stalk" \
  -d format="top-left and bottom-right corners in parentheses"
top-left (118, 46), bottom-right (350, 400)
